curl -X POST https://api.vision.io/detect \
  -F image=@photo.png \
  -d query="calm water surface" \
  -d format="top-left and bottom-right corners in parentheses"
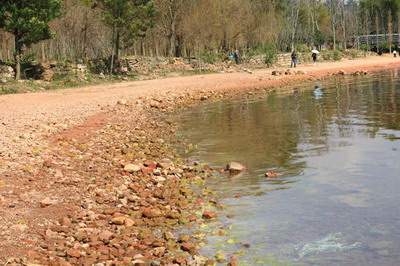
top-left (177, 70), bottom-right (400, 265)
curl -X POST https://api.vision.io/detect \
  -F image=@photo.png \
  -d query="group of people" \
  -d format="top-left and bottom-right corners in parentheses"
top-left (290, 49), bottom-right (319, 68)
top-left (228, 50), bottom-right (241, 64)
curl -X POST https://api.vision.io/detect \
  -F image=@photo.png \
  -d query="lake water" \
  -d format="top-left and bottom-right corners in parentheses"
top-left (177, 70), bottom-right (400, 265)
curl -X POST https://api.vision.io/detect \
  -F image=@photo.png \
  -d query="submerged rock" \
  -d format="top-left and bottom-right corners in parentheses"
top-left (226, 162), bottom-right (246, 174)
top-left (265, 170), bottom-right (281, 178)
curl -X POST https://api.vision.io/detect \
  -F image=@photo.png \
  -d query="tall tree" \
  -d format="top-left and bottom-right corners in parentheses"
top-left (155, 0), bottom-right (186, 57)
top-left (95, 0), bottom-right (155, 73)
top-left (0, 0), bottom-right (61, 80)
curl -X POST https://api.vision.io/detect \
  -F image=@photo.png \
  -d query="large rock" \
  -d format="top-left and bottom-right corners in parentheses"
top-left (124, 163), bottom-right (141, 173)
top-left (0, 64), bottom-right (14, 79)
top-left (226, 162), bottom-right (246, 174)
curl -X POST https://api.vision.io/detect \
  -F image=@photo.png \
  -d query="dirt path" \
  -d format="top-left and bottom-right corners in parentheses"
top-left (1, 55), bottom-right (400, 160)
top-left (0, 55), bottom-right (400, 264)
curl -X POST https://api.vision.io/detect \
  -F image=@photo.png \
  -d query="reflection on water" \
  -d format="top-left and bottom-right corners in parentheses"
top-left (178, 70), bottom-right (400, 265)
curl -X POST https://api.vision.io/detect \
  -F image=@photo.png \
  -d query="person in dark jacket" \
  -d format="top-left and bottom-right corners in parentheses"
top-left (291, 50), bottom-right (298, 68)
top-left (312, 52), bottom-right (318, 64)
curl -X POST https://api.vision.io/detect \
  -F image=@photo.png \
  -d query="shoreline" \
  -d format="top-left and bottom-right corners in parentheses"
top-left (1, 56), bottom-right (400, 264)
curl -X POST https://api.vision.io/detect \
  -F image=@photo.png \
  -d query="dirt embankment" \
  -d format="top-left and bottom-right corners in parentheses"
top-left (0, 55), bottom-right (400, 265)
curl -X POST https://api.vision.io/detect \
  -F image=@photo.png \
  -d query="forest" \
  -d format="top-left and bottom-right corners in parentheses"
top-left (1, 0), bottom-right (400, 78)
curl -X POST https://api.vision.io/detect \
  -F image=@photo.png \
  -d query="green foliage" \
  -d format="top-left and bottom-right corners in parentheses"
top-left (0, 86), bottom-right (18, 95)
top-left (332, 50), bottom-right (342, 61)
top-left (343, 49), bottom-right (364, 59)
top-left (96, 0), bottom-right (155, 46)
top-left (0, 0), bottom-right (61, 48)
top-left (260, 44), bottom-right (278, 67)
top-left (199, 50), bottom-right (221, 64)
top-left (313, 30), bottom-right (326, 47)
top-left (296, 44), bottom-right (309, 53)
top-left (321, 50), bottom-right (343, 61)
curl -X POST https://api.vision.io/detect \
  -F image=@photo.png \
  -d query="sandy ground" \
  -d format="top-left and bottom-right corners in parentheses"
top-left (0, 55), bottom-right (400, 263)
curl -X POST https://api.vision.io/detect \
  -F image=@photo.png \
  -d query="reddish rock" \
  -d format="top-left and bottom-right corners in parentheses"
top-left (142, 208), bottom-right (162, 218)
top-left (141, 166), bottom-right (154, 175)
top-left (66, 248), bottom-right (81, 258)
top-left (60, 217), bottom-right (72, 227)
top-left (98, 230), bottom-right (113, 242)
top-left (181, 242), bottom-right (196, 254)
top-left (144, 160), bottom-right (157, 169)
top-left (202, 210), bottom-right (217, 219)
top-left (228, 255), bottom-right (239, 266)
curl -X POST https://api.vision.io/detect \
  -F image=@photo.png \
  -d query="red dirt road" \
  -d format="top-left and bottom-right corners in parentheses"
top-left (1, 55), bottom-right (400, 163)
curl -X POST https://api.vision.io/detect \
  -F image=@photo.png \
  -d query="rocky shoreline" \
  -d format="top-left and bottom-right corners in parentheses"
top-left (1, 63), bottom-right (399, 265)
top-left (1, 89), bottom-right (246, 265)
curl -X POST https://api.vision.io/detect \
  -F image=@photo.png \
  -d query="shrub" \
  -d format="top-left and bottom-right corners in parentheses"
top-left (296, 44), bottom-right (309, 53)
top-left (332, 50), bottom-right (343, 61)
top-left (199, 50), bottom-right (221, 64)
top-left (260, 44), bottom-right (277, 67)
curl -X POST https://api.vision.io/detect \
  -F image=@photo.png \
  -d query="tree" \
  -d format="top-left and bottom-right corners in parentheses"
top-left (95, 0), bottom-right (155, 73)
top-left (0, 0), bottom-right (61, 80)
top-left (155, 0), bottom-right (186, 57)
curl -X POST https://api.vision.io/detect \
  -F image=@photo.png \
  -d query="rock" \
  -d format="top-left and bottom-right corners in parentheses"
top-left (215, 252), bottom-right (226, 263)
top-left (132, 259), bottom-right (146, 266)
top-left (202, 210), bottom-right (217, 220)
top-left (40, 197), bottom-right (57, 208)
top-left (117, 99), bottom-right (128, 105)
top-left (158, 158), bottom-right (173, 169)
top-left (154, 176), bottom-right (166, 183)
top-left (265, 170), bottom-right (281, 178)
top-left (337, 70), bottom-right (346, 75)
top-left (200, 95), bottom-right (208, 101)
top-left (98, 230), bottom-right (113, 242)
top-left (142, 208), bottom-right (162, 218)
top-left (11, 224), bottom-right (28, 232)
top-left (124, 164), bottom-right (141, 173)
top-left (178, 234), bottom-right (191, 242)
top-left (60, 217), bottom-right (71, 227)
top-left (66, 248), bottom-right (81, 258)
top-left (111, 216), bottom-right (126, 225)
top-left (181, 242), bottom-right (196, 253)
top-left (124, 218), bottom-right (135, 227)
top-left (226, 162), bottom-right (246, 174)
top-left (227, 255), bottom-right (239, 266)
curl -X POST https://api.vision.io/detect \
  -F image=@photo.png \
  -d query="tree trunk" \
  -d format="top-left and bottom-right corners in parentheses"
top-left (14, 35), bottom-right (22, 80)
top-left (169, 20), bottom-right (176, 57)
top-left (110, 24), bottom-right (116, 74)
top-left (115, 30), bottom-right (120, 62)
top-left (388, 12), bottom-right (393, 54)
top-left (331, 0), bottom-right (336, 50)
top-left (376, 14), bottom-right (379, 51)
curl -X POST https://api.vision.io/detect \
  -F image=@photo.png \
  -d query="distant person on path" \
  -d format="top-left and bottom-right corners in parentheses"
top-left (234, 50), bottom-right (240, 64)
top-left (291, 50), bottom-right (298, 68)
top-left (312, 51), bottom-right (318, 64)
top-left (393, 50), bottom-right (397, 58)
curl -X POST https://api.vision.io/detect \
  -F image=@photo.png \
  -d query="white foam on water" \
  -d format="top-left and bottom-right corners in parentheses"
top-left (297, 232), bottom-right (362, 258)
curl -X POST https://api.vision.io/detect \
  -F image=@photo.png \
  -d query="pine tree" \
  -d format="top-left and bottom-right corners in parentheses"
top-left (95, 0), bottom-right (155, 73)
top-left (0, 0), bottom-right (61, 80)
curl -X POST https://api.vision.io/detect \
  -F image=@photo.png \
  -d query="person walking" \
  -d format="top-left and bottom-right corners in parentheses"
top-left (393, 50), bottom-right (397, 58)
top-left (233, 50), bottom-right (241, 64)
top-left (312, 51), bottom-right (318, 64)
top-left (291, 50), bottom-right (298, 68)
